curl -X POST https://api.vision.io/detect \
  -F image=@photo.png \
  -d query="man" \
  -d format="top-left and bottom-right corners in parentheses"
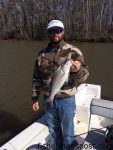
top-left (32, 20), bottom-right (89, 150)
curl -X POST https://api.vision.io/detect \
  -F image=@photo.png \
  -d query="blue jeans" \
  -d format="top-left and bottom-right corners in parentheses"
top-left (44, 96), bottom-right (76, 150)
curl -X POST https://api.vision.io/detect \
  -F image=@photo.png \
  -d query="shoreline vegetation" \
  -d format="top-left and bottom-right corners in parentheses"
top-left (0, 0), bottom-right (113, 42)
top-left (0, 38), bottom-right (113, 43)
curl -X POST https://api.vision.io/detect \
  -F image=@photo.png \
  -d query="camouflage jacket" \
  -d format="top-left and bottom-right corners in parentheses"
top-left (32, 40), bottom-right (89, 102)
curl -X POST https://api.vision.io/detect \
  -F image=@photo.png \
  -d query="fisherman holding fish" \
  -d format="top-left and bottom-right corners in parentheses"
top-left (32, 20), bottom-right (89, 150)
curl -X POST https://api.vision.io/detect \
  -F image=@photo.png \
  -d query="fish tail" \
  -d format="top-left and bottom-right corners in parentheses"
top-left (45, 98), bottom-right (53, 108)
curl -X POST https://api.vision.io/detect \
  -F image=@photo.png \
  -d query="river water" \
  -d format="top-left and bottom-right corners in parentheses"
top-left (0, 40), bottom-right (113, 145)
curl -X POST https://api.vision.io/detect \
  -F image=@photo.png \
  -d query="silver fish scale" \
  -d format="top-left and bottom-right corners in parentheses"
top-left (46, 60), bottom-right (72, 106)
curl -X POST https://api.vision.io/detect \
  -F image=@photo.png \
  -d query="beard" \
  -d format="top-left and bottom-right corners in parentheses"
top-left (49, 33), bottom-right (64, 43)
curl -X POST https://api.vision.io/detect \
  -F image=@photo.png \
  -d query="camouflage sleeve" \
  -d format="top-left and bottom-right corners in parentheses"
top-left (32, 58), bottom-right (41, 103)
top-left (70, 48), bottom-right (89, 85)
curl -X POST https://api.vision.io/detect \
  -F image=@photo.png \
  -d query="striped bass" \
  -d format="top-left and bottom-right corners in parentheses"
top-left (45, 59), bottom-right (72, 107)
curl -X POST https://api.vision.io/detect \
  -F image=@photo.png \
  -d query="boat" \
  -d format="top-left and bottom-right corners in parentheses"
top-left (1, 83), bottom-right (113, 150)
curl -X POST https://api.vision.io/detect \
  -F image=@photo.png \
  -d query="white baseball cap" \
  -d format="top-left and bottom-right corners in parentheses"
top-left (47, 20), bottom-right (64, 30)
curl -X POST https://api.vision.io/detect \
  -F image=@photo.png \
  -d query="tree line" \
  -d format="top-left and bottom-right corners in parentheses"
top-left (0, 0), bottom-right (113, 41)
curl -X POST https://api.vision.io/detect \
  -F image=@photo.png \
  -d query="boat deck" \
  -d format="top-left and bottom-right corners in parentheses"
top-left (1, 114), bottom-right (113, 150)
top-left (75, 116), bottom-right (113, 150)
top-left (1, 83), bottom-right (113, 150)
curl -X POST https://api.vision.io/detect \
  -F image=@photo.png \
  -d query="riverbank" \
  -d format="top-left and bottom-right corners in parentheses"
top-left (0, 38), bottom-right (113, 43)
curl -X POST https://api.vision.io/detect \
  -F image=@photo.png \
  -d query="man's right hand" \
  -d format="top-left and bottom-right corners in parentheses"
top-left (32, 101), bottom-right (39, 111)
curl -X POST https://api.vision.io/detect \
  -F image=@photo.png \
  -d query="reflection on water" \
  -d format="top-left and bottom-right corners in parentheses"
top-left (0, 40), bottom-right (113, 145)
top-left (0, 110), bottom-right (26, 145)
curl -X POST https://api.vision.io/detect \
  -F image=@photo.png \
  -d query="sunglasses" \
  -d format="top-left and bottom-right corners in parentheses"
top-left (48, 28), bottom-right (63, 35)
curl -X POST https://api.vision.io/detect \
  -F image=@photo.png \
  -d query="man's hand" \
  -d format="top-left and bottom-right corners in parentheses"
top-left (32, 101), bottom-right (39, 111)
top-left (70, 60), bottom-right (81, 72)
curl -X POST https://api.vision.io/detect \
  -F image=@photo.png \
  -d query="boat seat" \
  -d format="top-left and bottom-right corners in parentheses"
top-left (88, 98), bottom-right (113, 131)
